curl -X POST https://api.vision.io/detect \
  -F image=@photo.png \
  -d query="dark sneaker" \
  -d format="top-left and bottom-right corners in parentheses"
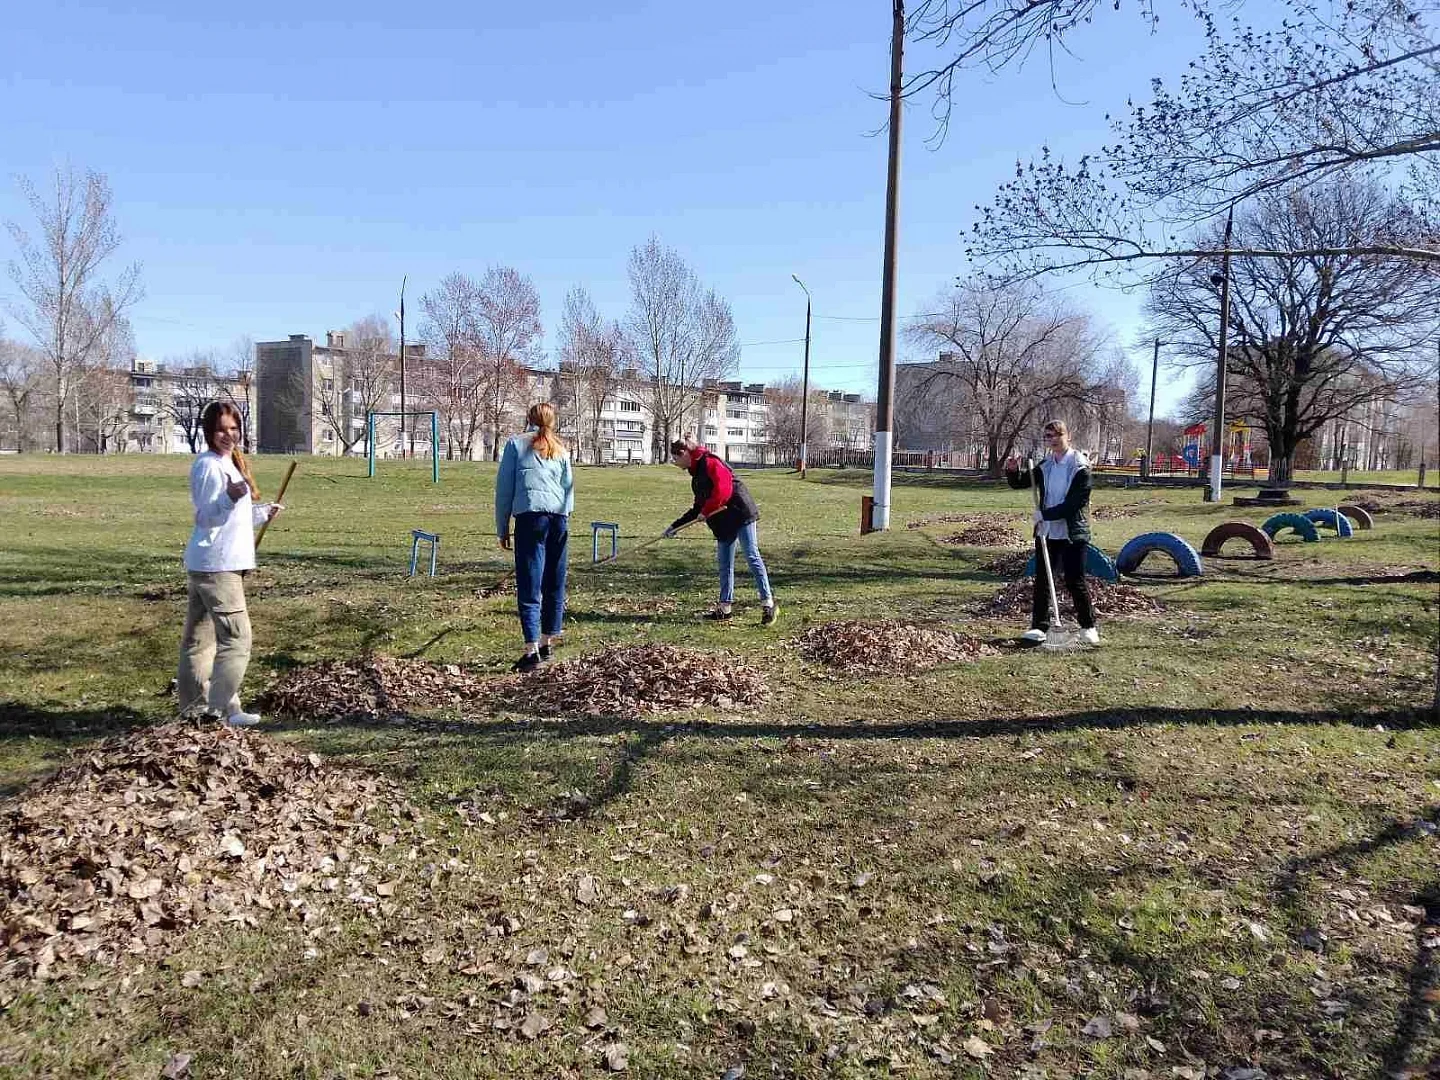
top-left (538, 644), bottom-right (552, 661)
top-left (511, 652), bottom-right (542, 673)
top-left (760, 602), bottom-right (779, 627)
top-left (702, 607), bottom-right (734, 622)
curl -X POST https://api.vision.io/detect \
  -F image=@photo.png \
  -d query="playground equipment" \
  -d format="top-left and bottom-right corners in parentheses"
top-left (1261, 512), bottom-right (1321, 542)
top-left (367, 411), bottom-right (440, 484)
top-left (1201, 521), bottom-right (1275, 559)
top-left (1025, 544), bottom-right (1119, 583)
top-left (1336, 504), bottom-right (1374, 530)
top-left (409, 529), bottom-right (440, 577)
top-left (591, 521), bottom-right (620, 563)
top-left (1115, 532), bottom-right (1204, 577)
top-left (1303, 508), bottom-right (1355, 538)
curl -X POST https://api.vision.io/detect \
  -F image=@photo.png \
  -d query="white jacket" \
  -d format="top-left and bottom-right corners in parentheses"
top-left (183, 452), bottom-right (273, 573)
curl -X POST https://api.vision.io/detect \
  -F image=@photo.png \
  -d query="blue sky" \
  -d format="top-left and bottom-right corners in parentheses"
top-left (1, 0), bottom-right (1229, 416)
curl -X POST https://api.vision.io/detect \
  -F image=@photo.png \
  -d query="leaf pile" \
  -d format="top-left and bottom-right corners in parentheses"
top-left (981, 550), bottom-right (1035, 577)
top-left (1391, 498), bottom-right (1439, 519)
top-left (906, 512), bottom-right (1019, 531)
top-left (798, 619), bottom-right (998, 675)
top-left (937, 523), bottom-right (1028, 548)
top-left (982, 576), bottom-right (1166, 618)
top-left (0, 722), bottom-right (421, 984)
top-left (491, 645), bottom-right (769, 718)
top-left (259, 655), bottom-right (487, 722)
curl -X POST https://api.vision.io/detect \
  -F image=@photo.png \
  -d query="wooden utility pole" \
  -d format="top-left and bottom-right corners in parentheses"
top-left (1144, 338), bottom-right (1160, 479)
top-left (397, 276), bottom-right (408, 457)
top-left (1207, 208), bottom-right (1234, 502)
top-left (871, 0), bottom-right (904, 531)
top-left (792, 275), bottom-right (812, 477)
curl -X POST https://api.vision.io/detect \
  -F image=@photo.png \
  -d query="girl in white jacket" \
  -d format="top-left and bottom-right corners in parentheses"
top-left (177, 402), bottom-right (282, 725)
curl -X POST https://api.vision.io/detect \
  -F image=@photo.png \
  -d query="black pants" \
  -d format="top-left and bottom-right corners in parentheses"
top-left (1032, 538), bottom-right (1096, 630)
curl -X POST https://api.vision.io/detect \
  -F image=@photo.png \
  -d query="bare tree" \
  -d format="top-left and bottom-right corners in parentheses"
top-left (0, 328), bottom-right (45, 452)
top-left (904, 279), bottom-right (1102, 474)
top-left (558, 286), bottom-right (624, 463)
top-left (473, 267), bottom-right (543, 460)
top-left (159, 354), bottom-right (221, 453)
top-left (623, 237), bottom-right (739, 457)
top-left (217, 337), bottom-right (256, 452)
top-left (5, 167), bottom-right (143, 451)
top-left (763, 376), bottom-right (832, 465)
top-left (317, 316), bottom-right (395, 456)
top-left (1146, 179), bottom-right (1440, 485)
top-left (951, 0), bottom-right (1439, 279)
top-left (419, 273), bottom-right (486, 459)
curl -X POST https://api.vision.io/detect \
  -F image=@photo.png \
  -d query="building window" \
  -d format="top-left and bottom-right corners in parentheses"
top-left (322, 429), bottom-right (334, 442)
top-left (726, 408), bottom-right (745, 419)
top-left (322, 379), bottom-right (334, 393)
top-left (619, 400), bottom-right (641, 412)
top-left (705, 425), bottom-right (717, 436)
top-left (727, 428), bottom-right (744, 438)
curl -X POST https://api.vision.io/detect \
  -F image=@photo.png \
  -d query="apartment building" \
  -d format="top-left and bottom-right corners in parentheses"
top-left (126, 358), bottom-right (256, 454)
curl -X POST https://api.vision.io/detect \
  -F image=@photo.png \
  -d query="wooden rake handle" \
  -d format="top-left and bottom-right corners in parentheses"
top-left (254, 461), bottom-right (297, 552)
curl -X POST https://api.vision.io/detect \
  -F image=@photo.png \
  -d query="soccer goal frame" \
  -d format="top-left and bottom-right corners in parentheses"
top-left (367, 411), bottom-right (440, 484)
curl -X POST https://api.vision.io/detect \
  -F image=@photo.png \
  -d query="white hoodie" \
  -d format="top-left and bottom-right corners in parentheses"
top-left (183, 452), bottom-right (273, 573)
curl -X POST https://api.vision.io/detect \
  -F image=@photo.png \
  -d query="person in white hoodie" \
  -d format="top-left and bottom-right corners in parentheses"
top-left (177, 401), bottom-right (282, 726)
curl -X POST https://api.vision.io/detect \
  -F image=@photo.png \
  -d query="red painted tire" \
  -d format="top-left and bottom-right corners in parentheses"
top-left (1201, 521), bottom-right (1276, 559)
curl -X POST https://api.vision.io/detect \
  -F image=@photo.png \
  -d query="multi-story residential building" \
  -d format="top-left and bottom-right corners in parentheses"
top-left (823, 391), bottom-right (873, 451)
top-left (125, 357), bottom-right (256, 454)
top-left (701, 381), bottom-right (770, 463)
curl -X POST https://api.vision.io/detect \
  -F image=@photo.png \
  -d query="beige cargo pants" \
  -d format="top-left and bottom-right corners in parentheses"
top-left (177, 571), bottom-right (252, 718)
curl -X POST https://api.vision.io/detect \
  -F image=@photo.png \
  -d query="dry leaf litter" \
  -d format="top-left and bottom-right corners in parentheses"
top-left (799, 620), bottom-right (998, 675)
top-left (937, 523), bottom-right (1029, 548)
top-left (1, 721), bottom-right (422, 985)
top-left (492, 644), bottom-right (769, 718)
top-left (259, 655), bottom-right (487, 722)
top-left (981, 550), bottom-right (1035, 577)
top-left (984, 576), bottom-right (1165, 618)
top-left (906, 512), bottom-right (1022, 531)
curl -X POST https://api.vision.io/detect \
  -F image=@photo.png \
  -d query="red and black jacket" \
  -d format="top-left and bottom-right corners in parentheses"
top-left (671, 449), bottom-right (760, 542)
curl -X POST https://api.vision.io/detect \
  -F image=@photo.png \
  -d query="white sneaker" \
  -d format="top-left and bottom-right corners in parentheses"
top-left (1020, 628), bottom-right (1047, 644)
top-left (225, 711), bottom-right (262, 727)
top-left (1080, 627), bottom-right (1100, 646)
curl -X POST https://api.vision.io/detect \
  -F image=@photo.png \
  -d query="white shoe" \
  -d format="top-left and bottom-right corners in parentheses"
top-left (1080, 627), bottom-right (1100, 646)
top-left (1020, 628), bottom-right (1047, 644)
top-left (225, 711), bottom-right (262, 727)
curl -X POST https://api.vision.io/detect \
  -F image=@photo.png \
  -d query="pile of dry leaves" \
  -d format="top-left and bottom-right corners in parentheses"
top-left (982, 577), bottom-right (1165, 618)
top-left (798, 620), bottom-right (997, 675)
top-left (981, 550), bottom-right (1034, 577)
top-left (1391, 499), bottom-right (1440, 519)
top-left (906, 512), bottom-right (1017, 531)
top-left (0, 722), bottom-right (421, 984)
top-left (259, 655), bottom-right (486, 722)
top-left (491, 644), bottom-right (768, 718)
top-left (937, 523), bottom-right (1028, 549)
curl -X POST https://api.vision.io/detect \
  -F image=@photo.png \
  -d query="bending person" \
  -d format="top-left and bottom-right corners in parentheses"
top-left (665, 438), bottom-right (778, 626)
top-left (495, 402), bottom-right (574, 672)
top-left (1005, 419), bottom-right (1100, 646)
top-left (178, 401), bottom-right (283, 726)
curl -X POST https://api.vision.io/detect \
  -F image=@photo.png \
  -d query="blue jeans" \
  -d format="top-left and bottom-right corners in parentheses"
top-left (717, 522), bottom-right (772, 604)
top-left (513, 512), bottom-right (568, 643)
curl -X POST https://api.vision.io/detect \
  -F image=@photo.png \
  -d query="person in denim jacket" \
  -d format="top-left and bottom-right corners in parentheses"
top-left (495, 402), bottom-right (575, 671)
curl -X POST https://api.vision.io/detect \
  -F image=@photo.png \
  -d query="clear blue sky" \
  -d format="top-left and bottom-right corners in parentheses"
top-left (1, 0), bottom-right (1229, 417)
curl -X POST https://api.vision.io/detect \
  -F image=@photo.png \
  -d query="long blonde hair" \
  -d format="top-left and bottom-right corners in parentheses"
top-left (527, 402), bottom-right (565, 460)
top-left (201, 401), bottom-right (259, 497)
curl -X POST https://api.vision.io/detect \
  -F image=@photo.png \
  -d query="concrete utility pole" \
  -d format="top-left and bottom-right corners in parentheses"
top-left (1144, 338), bottom-right (1160, 479)
top-left (1208, 207), bottom-right (1234, 502)
top-left (871, 0), bottom-right (904, 531)
top-left (792, 274), bottom-right (812, 477)
top-left (397, 276), bottom-right (408, 458)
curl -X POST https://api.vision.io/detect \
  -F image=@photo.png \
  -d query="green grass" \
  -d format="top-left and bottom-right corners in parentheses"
top-left (1, 454), bottom-right (1437, 1079)
top-left (1292, 467), bottom-right (1435, 487)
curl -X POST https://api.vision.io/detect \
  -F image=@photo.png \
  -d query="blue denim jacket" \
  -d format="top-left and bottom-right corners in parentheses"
top-left (495, 433), bottom-right (574, 537)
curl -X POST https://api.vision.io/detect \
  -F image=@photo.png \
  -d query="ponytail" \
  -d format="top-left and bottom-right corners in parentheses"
top-left (231, 448), bottom-right (259, 498)
top-left (527, 402), bottom-right (565, 461)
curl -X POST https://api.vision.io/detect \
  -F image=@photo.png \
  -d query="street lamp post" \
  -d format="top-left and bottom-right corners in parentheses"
top-left (1207, 207), bottom-right (1235, 502)
top-left (791, 275), bottom-right (812, 477)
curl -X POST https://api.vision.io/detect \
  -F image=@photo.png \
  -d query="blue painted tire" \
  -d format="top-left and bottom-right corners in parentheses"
top-left (1261, 512), bottom-right (1321, 542)
top-left (1115, 532), bottom-right (1204, 577)
top-left (1304, 508), bottom-right (1355, 538)
top-left (1025, 544), bottom-right (1119, 583)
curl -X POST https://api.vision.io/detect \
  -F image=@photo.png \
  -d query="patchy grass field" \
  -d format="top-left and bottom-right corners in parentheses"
top-left (0, 454), bottom-right (1436, 1080)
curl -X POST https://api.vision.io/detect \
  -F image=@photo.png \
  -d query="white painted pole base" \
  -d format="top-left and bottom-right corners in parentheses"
top-left (1208, 454), bottom-right (1224, 502)
top-left (872, 431), bottom-right (893, 531)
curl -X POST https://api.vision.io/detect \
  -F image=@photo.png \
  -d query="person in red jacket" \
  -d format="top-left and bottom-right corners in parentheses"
top-left (664, 438), bottom-right (778, 625)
